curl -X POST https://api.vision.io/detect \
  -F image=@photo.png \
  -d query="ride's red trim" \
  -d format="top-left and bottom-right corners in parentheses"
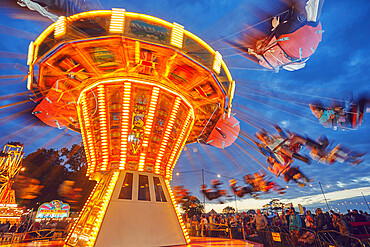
top-left (278, 22), bottom-right (323, 59)
top-left (349, 221), bottom-right (370, 227)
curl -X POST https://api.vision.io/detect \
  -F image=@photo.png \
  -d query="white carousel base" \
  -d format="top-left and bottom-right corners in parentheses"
top-left (66, 170), bottom-right (187, 247)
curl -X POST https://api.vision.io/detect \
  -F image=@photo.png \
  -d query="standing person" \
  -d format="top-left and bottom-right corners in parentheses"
top-left (200, 214), bottom-right (209, 237)
top-left (289, 207), bottom-right (302, 246)
top-left (185, 217), bottom-right (192, 236)
top-left (280, 213), bottom-right (288, 226)
top-left (332, 213), bottom-right (351, 247)
top-left (289, 208), bottom-right (302, 232)
top-left (191, 215), bottom-right (199, 236)
top-left (352, 209), bottom-right (367, 222)
top-left (274, 213), bottom-right (282, 227)
top-left (305, 210), bottom-right (315, 228)
top-left (250, 209), bottom-right (268, 244)
top-left (325, 212), bottom-right (334, 230)
top-left (315, 208), bottom-right (327, 230)
top-left (243, 212), bottom-right (251, 236)
top-left (345, 210), bottom-right (352, 222)
top-left (229, 215), bottom-right (238, 239)
top-left (208, 213), bottom-right (215, 237)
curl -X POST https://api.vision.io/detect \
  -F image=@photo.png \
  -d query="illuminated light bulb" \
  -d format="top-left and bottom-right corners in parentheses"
top-left (170, 22), bottom-right (184, 48)
top-left (27, 41), bottom-right (34, 65)
top-left (212, 51), bottom-right (222, 74)
top-left (119, 83), bottom-right (131, 169)
top-left (54, 16), bottom-right (66, 38)
top-left (135, 41), bottom-right (140, 64)
top-left (109, 8), bottom-right (126, 33)
top-left (165, 179), bottom-right (190, 243)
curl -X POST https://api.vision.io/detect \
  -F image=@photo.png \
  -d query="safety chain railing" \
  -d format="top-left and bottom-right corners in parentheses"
top-left (0, 229), bottom-right (65, 245)
top-left (259, 225), bottom-right (370, 247)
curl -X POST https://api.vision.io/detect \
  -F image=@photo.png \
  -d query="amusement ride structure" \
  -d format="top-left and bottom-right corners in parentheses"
top-left (0, 142), bottom-right (24, 204)
top-left (27, 9), bottom-right (239, 247)
top-left (0, 142), bottom-right (25, 224)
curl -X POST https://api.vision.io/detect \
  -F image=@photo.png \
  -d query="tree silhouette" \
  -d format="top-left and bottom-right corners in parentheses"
top-left (222, 206), bottom-right (235, 214)
top-left (14, 145), bottom-right (95, 210)
top-left (179, 196), bottom-right (204, 218)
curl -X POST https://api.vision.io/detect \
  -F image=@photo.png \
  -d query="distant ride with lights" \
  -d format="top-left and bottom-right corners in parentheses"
top-left (36, 200), bottom-right (70, 219)
top-left (0, 143), bottom-right (25, 225)
top-left (0, 142), bottom-right (24, 204)
top-left (27, 9), bottom-right (238, 247)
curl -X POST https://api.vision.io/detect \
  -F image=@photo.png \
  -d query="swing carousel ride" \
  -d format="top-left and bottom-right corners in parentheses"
top-left (25, 8), bottom-right (239, 247)
top-left (0, 0), bottom-right (369, 246)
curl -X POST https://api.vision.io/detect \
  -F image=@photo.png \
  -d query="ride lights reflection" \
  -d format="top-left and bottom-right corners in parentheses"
top-left (165, 179), bottom-right (190, 243)
top-left (65, 181), bottom-right (100, 242)
top-left (87, 171), bottom-right (119, 247)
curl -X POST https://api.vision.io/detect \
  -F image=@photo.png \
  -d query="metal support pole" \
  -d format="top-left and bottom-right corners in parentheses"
top-left (234, 193), bottom-right (238, 212)
top-left (319, 182), bottom-right (330, 210)
top-left (361, 191), bottom-right (370, 211)
top-left (202, 169), bottom-right (205, 211)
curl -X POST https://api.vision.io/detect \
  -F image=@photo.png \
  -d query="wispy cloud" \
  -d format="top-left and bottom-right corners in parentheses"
top-left (204, 186), bottom-right (370, 213)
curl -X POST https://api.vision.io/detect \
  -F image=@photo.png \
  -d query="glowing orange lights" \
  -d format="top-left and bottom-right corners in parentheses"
top-left (138, 87), bottom-right (160, 172)
top-left (109, 8), bottom-right (126, 33)
top-left (0, 143), bottom-right (24, 205)
top-left (54, 16), bottom-right (66, 38)
top-left (76, 107), bottom-right (92, 176)
top-left (213, 51), bottom-right (222, 74)
top-left (97, 85), bottom-right (109, 171)
top-left (76, 79), bottom-right (195, 178)
top-left (165, 179), bottom-right (190, 244)
top-left (87, 171), bottom-right (119, 247)
top-left (144, 87), bottom-right (160, 144)
top-left (166, 111), bottom-right (193, 179)
top-left (27, 41), bottom-right (34, 66)
top-left (170, 23), bottom-right (184, 49)
top-left (65, 181), bottom-right (99, 243)
top-left (65, 171), bottom-right (119, 246)
top-left (27, 8), bottom-right (237, 247)
top-left (28, 9), bottom-right (234, 95)
top-left (120, 82), bottom-right (132, 170)
top-left (154, 97), bottom-right (181, 174)
top-left (135, 41), bottom-right (140, 64)
top-left (79, 94), bottom-right (97, 175)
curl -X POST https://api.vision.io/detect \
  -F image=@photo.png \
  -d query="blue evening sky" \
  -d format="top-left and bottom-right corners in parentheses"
top-left (0, 0), bottom-right (369, 212)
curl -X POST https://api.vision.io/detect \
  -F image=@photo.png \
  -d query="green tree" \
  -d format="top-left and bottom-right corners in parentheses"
top-left (222, 206), bottom-right (235, 214)
top-left (262, 198), bottom-right (286, 215)
top-left (15, 145), bottom-right (95, 210)
top-left (180, 196), bottom-right (204, 218)
top-left (59, 144), bottom-right (95, 210)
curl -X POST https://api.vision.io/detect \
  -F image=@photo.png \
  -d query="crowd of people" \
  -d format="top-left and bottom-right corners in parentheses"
top-left (0, 217), bottom-right (74, 240)
top-left (183, 207), bottom-right (369, 246)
